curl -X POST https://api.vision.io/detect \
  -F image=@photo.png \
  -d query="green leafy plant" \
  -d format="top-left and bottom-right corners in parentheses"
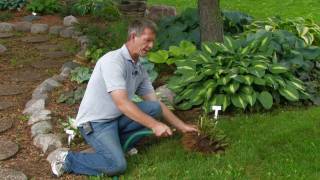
top-left (245, 17), bottom-right (320, 46)
top-left (0, 0), bottom-right (27, 10)
top-left (156, 8), bottom-right (253, 50)
top-left (57, 86), bottom-right (86, 105)
top-left (71, 0), bottom-right (120, 21)
top-left (70, 67), bottom-right (92, 84)
top-left (26, 0), bottom-right (62, 14)
top-left (152, 31), bottom-right (318, 111)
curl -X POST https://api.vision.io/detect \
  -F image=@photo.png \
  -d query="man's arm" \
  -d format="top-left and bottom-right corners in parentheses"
top-left (141, 92), bottom-right (198, 133)
top-left (110, 89), bottom-right (172, 137)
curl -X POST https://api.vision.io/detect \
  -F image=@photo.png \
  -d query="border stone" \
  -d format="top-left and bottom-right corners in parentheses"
top-left (31, 120), bottom-right (53, 137)
top-left (33, 134), bottom-right (62, 153)
top-left (0, 140), bottom-right (19, 160)
top-left (63, 16), bottom-right (78, 26)
top-left (0, 168), bottom-right (27, 180)
top-left (0, 33), bottom-right (14, 38)
top-left (23, 99), bottom-right (45, 115)
top-left (0, 118), bottom-right (13, 133)
top-left (60, 27), bottom-right (75, 38)
top-left (14, 21), bottom-right (32, 32)
top-left (31, 23), bottom-right (49, 34)
top-left (0, 22), bottom-right (14, 32)
top-left (28, 109), bottom-right (51, 125)
top-left (23, 15), bottom-right (41, 22)
top-left (21, 36), bottom-right (49, 43)
top-left (49, 25), bottom-right (63, 35)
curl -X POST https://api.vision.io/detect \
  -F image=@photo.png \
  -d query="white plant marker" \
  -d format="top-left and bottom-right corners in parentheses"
top-left (32, 12), bottom-right (37, 16)
top-left (65, 129), bottom-right (76, 146)
top-left (212, 105), bottom-right (222, 119)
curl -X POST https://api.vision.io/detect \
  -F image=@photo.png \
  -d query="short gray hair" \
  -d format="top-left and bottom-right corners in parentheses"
top-left (128, 19), bottom-right (157, 38)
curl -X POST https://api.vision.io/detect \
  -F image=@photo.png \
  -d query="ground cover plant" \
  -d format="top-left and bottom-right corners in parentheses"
top-left (26, 0), bottom-right (62, 14)
top-left (0, 0), bottom-right (27, 10)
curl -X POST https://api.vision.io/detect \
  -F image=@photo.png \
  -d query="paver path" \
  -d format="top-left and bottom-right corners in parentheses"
top-left (0, 30), bottom-right (79, 179)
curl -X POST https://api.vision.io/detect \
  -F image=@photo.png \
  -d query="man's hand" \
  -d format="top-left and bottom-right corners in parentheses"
top-left (180, 123), bottom-right (199, 134)
top-left (152, 122), bottom-right (173, 137)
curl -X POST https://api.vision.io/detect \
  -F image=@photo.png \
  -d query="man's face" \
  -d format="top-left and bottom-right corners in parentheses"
top-left (133, 28), bottom-right (156, 57)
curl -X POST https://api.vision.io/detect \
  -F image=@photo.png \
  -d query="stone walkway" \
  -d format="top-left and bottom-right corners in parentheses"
top-left (0, 16), bottom-right (83, 179)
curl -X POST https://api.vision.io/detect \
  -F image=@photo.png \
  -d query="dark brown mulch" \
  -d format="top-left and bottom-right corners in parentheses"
top-left (182, 132), bottom-right (228, 154)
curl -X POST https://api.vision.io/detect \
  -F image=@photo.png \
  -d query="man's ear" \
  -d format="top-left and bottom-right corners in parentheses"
top-left (129, 32), bottom-right (136, 41)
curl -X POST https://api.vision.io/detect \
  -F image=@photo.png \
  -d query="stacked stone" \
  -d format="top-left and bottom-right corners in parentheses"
top-left (118, 0), bottom-right (147, 17)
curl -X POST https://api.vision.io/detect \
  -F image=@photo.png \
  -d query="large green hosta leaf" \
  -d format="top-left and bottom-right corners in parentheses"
top-left (258, 91), bottom-right (273, 109)
top-left (210, 94), bottom-right (230, 111)
top-left (231, 94), bottom-right (247, 109)
top-left (269, 64), bottom-right (289, 74)
top-left (279, 85), bottom-right (300, 101)
top-left (148, 50), bottom-right (168, 63)
top-left (223, 82), bottom-right (240, 94)
top-left (242, 92), bottom-right (257, 106)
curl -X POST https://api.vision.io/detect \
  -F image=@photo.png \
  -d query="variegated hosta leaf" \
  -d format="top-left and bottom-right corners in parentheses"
top-left (258, 91), bottom-right (273, 109)
top-left (231, 94), bottom-right (247, 109)
top-left (279, 85), bottom-right (300, 101)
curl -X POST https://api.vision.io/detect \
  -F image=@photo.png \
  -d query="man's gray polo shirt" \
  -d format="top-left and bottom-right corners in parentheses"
top-left (75, 44), bottom-right (154, 127)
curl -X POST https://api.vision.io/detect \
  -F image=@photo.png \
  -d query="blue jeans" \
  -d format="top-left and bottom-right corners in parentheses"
top-left (64, 101), bottom-right (162, 176)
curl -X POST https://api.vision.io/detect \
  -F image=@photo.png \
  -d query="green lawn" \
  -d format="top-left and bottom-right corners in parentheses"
top-left (148, 0), bottom-right (320, 22)
top-left (121, 106), bottom-right (320, 179)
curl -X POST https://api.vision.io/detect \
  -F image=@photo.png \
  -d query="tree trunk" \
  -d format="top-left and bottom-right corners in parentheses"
top-left (198, 0), bottom-right (224, 43)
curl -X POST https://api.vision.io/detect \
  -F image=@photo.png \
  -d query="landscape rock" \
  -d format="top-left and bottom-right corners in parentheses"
top-left (61, 61), bottom-right (80, 71)
top-left (0, 140), bottom-right (19, 160)
top-left (14, 21), bottom-right (32, 32)
top-left (77, 35), bottom-right (89, 48)
top-left (21, 36), bottom-right (49, 43)
top-left (23, 99), bottom-right (45, 115)
top-left (52, 74), bottom-right (66, 82)
top-left (33, 134), bottom-right (62, 153)
top-left (49, 25), bottom-right (64, 35)
top-left (0, 44), bottom-right (7, 53)
top-left (0, 101), bottom-right (14, 111)
top-left (60, 27), bottom-right (75, 38)
top-left (0, 117), bottom-right (13, 133)
top-left (155, 85), bottom-right (175, 104)
top-left (28, 109), bottom-right (51, 125)
top-left (0, 22), bottom-right (14, 32)
top-left (47, 148), bottom-right (69, 163)
top-left (63, 15), bottom-right (78, 26)
top-left (23, 15), bottom-right (41, 22)
top-left (31, 121), bottom-right (53, 137)
top-left (0, 168), bottom-right (27, 180)
top-left (0, 33), bottom-right (14, 38)
top-left (146, 5), bottom-right (177, 21)
top-left (31, 23), bottom-right (49, 34)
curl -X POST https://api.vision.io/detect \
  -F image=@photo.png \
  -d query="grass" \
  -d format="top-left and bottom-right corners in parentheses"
top-left (121, 106), bottom-right (320, 179)
top-left (148, 0), bottom-right (320, 22)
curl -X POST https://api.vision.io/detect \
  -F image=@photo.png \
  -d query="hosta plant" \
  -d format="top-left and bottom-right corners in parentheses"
top-left (245, 17), bottom-right (320, 46)
top-left (0, 0), bottom-right (27, 10)
top-left (157, 31), bottom-right (318, 111)
top-left (26, 0), bottom-right (62, 14)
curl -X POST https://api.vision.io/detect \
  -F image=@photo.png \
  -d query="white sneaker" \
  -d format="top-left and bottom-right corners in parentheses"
top-left (51, 150), bottom-right (68, 177)
top-left (127, 147), bottom-right (138, 156)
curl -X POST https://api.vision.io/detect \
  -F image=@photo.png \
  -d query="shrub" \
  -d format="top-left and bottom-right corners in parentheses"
top-left (150, 30), bottom-right (320, 111)
top-left (156, 8), bottom-right (253, 50)
top-left (26, 0), bottom-right (62, 14)
top-left (0, 0), bottom-right (27, 11)
top-left (70, 67), bottom-right (92, 84)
